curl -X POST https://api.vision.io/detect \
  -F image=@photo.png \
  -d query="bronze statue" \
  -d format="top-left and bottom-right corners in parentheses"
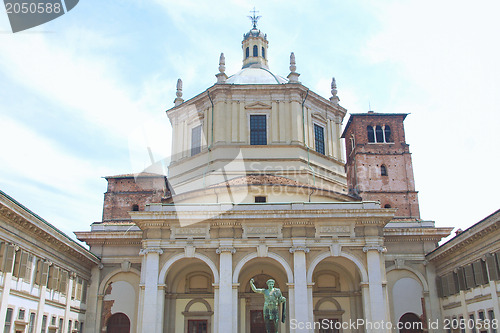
top-left (250, 278), bottom-right (286, 333)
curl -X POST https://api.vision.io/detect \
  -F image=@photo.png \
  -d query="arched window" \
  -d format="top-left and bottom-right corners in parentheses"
top-left (132, 204), bottom-right (139, 211)
top-left (262, 47), bottom-right (265, 59)
top-left (375, 125), bottom-right (384, 143)
top-left (253, 45), bottom-right (258, 57)
top-left (381, 165), bottom-right (388, 176)
top-left (367, 126), bottom-right (375, 143)
top-left (384, 125), bottom-right (392, 142)
top-left (245, 47), bottom-right (249, 59)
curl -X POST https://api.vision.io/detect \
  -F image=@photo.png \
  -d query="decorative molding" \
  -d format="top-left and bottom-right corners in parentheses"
top-left (185, 245), bottom-right (196, 258)
top-left (289, 246), bottom-right (310, 253)
top-left (315, 224), bottom-right (353, 238)
top-left (362, 246), bottom-right (387, 253)
top-left (171, 226), bottom-right (209, 240)
top-left (257, 244), bottom-right (268, 257)
top-left (330, 244), bottom-right (341, 257)
top-left (242, 224), bottom-right (282, 239)
top-left (139, 248), bottom-right (163, 255)
top-left (394, 258), bottom-right (405, 269)
top-left (216, 247), bottom-right (236, 254)
top-left (120, 260), bottom-right (131, 272)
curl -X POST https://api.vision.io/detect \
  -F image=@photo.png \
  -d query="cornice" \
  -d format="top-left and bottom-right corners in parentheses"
top-left (427, 221), bottom-right (500, 262)
top-left (0, 203), bottom-right (100, 267)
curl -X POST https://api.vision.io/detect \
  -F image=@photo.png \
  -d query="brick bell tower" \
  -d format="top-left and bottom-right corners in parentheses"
top-left (341, 112), bottom-right (420, 219)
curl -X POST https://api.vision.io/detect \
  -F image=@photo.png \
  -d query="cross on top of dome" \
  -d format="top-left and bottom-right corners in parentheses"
top-left (248, 7), bottom-right (261, 29)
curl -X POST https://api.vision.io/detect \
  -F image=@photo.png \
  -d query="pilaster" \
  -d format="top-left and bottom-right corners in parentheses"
top-left (290, 242), bottom-right (310, 332)
top-left (139, 247), bottom-right (163, 333)
top-left (216, 242), bottom-right (236, 332)
top-left (363, 244), bottom-right (389, 332)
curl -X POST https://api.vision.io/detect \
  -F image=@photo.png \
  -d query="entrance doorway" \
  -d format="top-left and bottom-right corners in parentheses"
top-left (188, 320), bottom-right (208, 333)
top-left (399, 313), bottom-right (423, 333)
top-left (106, 313), bottom-right (130, 333)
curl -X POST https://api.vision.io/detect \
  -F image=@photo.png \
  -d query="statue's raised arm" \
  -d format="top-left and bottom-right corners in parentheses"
top-left (250, 278), bottom-right (265, 294)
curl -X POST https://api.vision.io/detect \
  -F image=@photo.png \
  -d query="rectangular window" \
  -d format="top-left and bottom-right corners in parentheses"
top-left (51, 316), bottom-right (56, 326)
top-left (486, 254), bottom-right (499, 281)
top-left (81, 280), bottom-right (88, 303)
top-left (488, 310), bottom-right (496, 333)
top-left (58, 318), bottom-right (63, 332)
top-left (254, 196), bottom-right (266, 203)
top-left (459, 316), bottom-right (465, 333)
top-left (465, 264), bottom-right (476, 289)
top-left (59, 270), bottom-right (68, 295)
top-left (470, 314), bottom-right (476, 333)
top-left (18, 309), bottom-right (25, 321)
top-left (41, 315), bottom-right (48, 333)
top-left (76, 277), bottom-right (83, 300)
top-left (4, 308), bottom-right (13, 333)
top-left (250, 115), bottom-right (267, 145)
top-left (191, 125), bottom-right (202, 156)
top-left (28, 313), bottom-right (36, 333)
top-left (80, 322), bottom-right (84, 333)
top-left (314, 124), bottom-right (325, 155)
top-left (67, 320), bottom-right (72, 333)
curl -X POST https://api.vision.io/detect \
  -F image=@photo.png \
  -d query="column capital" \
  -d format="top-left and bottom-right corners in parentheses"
top-left (289, 246), bottom-right (310, 253)
top-left (139, 247), bottom-right (163, 256)
top-left (362, 245), bottom-right (387, 253)
top-left (216, 247), bottom-right (236, 254)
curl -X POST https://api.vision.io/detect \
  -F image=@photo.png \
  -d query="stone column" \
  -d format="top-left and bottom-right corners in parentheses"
top-left (157, 284), bottom-right (166, 332)
top-left (290, 243), bottom-right (311, 332)
top-left (360, 282), bottom-right (371, 324)
top-left (139, 247), bottom-right (163, 333)
top-left (213, 285), bottom-right (219, 332)
top-left (216, 244), bottom-right (236, 332)
top-left (232, 283), bottom-right (239, 333)
top-left (307, 283), bottom-right (314, 324)
top-left (84, 265), bottom-right (101, 333)
top-left (363, 245), bottom-right (388, 332)
top-left (424, 262), bottom-right (442, 333)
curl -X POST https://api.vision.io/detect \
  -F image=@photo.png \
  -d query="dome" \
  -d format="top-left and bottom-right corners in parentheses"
top-left (226, 64), bottom-right (288, 85)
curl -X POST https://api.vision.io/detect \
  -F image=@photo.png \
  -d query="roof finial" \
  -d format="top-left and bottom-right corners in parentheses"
top-left (216, 53), bottom-right (228, 84)
top-left (248, 7), bottom-right (261, 29)
top-left (330, 77), bottom-right (339, 105)
top-left (174, 78), bottom-right (184, 106)
top-left (287, 52), bottom-right (300, 83)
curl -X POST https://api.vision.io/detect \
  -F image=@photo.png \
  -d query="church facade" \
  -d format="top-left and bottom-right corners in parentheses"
top-left (2, 17), bottom-right (500, 333)
top-left (74, 20), bottom-right (453, 333)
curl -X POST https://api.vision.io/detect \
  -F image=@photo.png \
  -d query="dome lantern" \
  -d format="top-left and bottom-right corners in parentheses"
top-left (241, 8), bottom-right (269, 69)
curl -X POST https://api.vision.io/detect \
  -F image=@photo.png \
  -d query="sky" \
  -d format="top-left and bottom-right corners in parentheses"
top-left (0, 0), bottom-right (498, 244)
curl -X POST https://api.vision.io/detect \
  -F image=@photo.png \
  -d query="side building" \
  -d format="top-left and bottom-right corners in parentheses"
top-left (0, 190), bottom-right (99, 333)
top-left (427, 210), bottom-right (500, 332)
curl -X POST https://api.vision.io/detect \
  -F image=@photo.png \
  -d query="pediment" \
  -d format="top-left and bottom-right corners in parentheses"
top-left (312, 111), bottom-right (327, 122)
top-left (244, 101), bottom-right (272, 110)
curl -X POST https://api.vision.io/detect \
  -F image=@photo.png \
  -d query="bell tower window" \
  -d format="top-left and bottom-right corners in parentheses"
top-left (381, 165), bottom-right (388, 176)
top-left (245, 47), bottom-right (249, 59)
top-left (384, 125), bottom-right (392, 142)
top-left (367, 126), bottom-right (375, 143)
top-left (250, 115), bottom-right (267, 145)
top-left (375, 125), bottom-right (384, 143)
top-left (253, 45), bottom-right (258, 57)
top-left (262, 47), bottom-right (265, 59)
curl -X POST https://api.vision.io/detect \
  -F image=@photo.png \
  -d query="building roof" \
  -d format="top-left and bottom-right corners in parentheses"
top-left (104, 172), bottom-right (167, 179)
top-left (0, 189), bottom-right (100, 265)
top-left (226, 64), bottom-right (288, 84)
top-left (341, 112), bottom-right (408, 138)
top-left (426, 209), bottom-right (500, 260)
